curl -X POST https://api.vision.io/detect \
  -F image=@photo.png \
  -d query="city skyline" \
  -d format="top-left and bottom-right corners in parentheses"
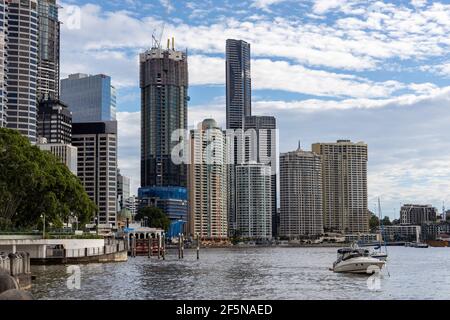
top-left (56, 0), bottom-right (450, 219)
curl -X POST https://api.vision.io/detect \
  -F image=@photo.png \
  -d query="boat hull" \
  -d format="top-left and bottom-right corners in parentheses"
top-left (333, 258), bottom-right (385, 274)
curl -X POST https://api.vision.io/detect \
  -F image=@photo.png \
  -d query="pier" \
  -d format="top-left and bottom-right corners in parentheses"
top-left (0, 252), bottom-right (32, 290)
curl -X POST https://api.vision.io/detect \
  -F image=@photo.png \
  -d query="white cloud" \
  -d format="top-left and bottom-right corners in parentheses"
top-left (251, 0), bottom-right (287, 11)
top-left (159, 0), bottom-right (174, 13)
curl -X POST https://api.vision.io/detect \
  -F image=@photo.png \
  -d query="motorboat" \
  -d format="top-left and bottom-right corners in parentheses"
top-left (370, 251), bottom-right (388, 261)
top-left (332, 248), bottom-right (386, 274)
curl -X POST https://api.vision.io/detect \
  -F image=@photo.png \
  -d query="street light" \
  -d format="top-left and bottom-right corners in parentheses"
top-left (40, 213), bottom-right (45, 239)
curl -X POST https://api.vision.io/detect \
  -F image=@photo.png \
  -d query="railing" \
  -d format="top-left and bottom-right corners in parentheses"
top-left (45, 240), bottom-right (126, 259)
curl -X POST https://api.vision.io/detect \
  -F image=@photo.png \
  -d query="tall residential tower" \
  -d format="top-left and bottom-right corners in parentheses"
top-left (280, 148), bottom-right (323, 238)
top-left (312, 140), bottom-right (369, 234)
top-left (226, 39), bottom-right (251, 130)
top-left (5, 0), bottom-right (39, 143)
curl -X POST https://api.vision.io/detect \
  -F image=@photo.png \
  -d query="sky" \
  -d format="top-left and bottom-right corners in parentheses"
top-left (58, 0), bottom-right (450, 220)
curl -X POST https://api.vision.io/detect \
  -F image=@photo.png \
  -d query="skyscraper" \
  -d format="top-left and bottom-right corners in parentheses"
top-left (72, 121), bottom-right (118, 227)
top-left (226, 39), bottom-right (251, 237)
top-left (37, 0), bottom-right (60, 101)
top-left (117, 169), bottom-right (131, 211)
top-left (188, 119), bottom-right (228, 241)
top-left (226, 39), bottom-right (251, 130)
top-left (139, 41), bottom-right (188, 188)
top-left (0, 0), bottom-right (7, 128)
top-left (61, 73), bottom-right (117, 123)
top-left (5, 0), bottom-right (39, 143)
top-left (280, 148), bottom-right (323, 238)
top-left (244, 115), bottom-right (278, 236)
top-left (235, 163), bottom-right (272, 240)
top-left (37, 99), bottom-right (72, 144)
top-left (312, 140), bottom-right (369, 234)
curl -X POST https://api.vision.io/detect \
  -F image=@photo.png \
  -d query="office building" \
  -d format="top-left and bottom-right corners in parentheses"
top-left (280, 148), bottom-right (323, 238)
top-left (139, 40), bottom-right (188, 188)
top-left (72, 121), bottom-right (118, 226)
top-left (37, 139), bottom-right (77, 175)
top-left (5, 0), bottom-right (39, 143)
top-left (400, 204), bottom-right (437, 225)
top-left (188, 119), bottom-right (228, 240)
top-left (312, 140), bottom-right (369, 234)
top-left (235, 163), bottom-right (272, 240)
top-left (61, 73), bottom-right (116, 123)
top-left (0, 0), bottom-right (7, 128)
top-left (37, 99), bottom-right (72, 144)
top-left (138, 186), bottom-right (188, 221)
top-left (226, 39), bottom-right (251, 130)
top-left (37, 0), bottom-right (60, 101)
top-left (125, 195), bottom-right (137, 217)
top-left (117, 169), bottom-right (131, 211)
top-left (244, 115), bottom-right (277, 236)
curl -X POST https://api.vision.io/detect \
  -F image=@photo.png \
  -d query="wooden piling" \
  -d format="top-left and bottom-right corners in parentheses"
top-left (162, 234), bottom-right (166, 260)
top-left (178, 233), bottom-right (181, 259)
top-left (196, 232), bottom-right (200, 260)
top-left (181, 234), bottom-right (184, 259)
top-left (157, 234), bottom-right (161, 260)
top-left (148, 235), bottom-right (153, 258)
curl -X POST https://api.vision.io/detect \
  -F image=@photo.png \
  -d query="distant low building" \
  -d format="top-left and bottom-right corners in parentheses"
top-left (138, 186), bottom-right (188, 222)
top-left (421, 221), bottom-right (450, 241)
top-left (380, 225), bottom-right (421, 242)
top-left (400, 204), bottom-right (437, 225)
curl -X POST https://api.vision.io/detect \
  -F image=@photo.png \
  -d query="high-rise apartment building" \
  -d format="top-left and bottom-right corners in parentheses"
top-left (312, 140), bottom-right (369, 234)
top-left (188, 119), bottom-right (228, 241)
top-left (244, 115), bottom-right (278, 236)
top-left (5, 0), bottom-right (39, 143)
top-left (400, 204), bottom-right (437, 225)
top-left (140, 42), bottom-right (188, 189)
top-left (226, 39), bottom-right (251, 130)
top-left (37, 0), bottom-right (60, 101)
top-left (0, 0), bottom-right (7, 128)
top-left (37, 99), bottom-right (72, 144)
top-left (235, 163), bottom-right (272, 240)
top-left (61, 73), bottom-right (117, 123)
top-left (72, 121), bottom-right (118, 226)
top-left (280, 148), bottom-right (323, 238)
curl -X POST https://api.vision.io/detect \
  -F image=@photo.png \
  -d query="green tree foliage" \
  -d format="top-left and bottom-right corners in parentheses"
top-left (135, 206), bottom-right (171, 231)
top-left (369, 214), bottom-right (380, 231)
top-left (382, 216), bottom-right (392, 226)
top-left (0, 128), bottom-right (97, 230)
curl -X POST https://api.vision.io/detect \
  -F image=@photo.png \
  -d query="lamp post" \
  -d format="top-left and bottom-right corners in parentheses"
top-left (40, 213), bottom-right (45, 239)
top-left (94, 217), bottom-right (98, 236)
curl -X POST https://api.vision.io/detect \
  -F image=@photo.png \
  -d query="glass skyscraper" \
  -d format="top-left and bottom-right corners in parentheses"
top-left (226, 39), bottom-right (251, 130)
top-left (37, 0), bottom-right (60, 101)
top-left (60, 73), bottom-right (117, 123)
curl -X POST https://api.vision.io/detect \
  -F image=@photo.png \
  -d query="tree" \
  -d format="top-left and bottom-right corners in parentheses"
top-left (135, 207), bottom-right (171, 231)
top-left (369, 214), bottom-right (380, 231)
top-left (0, 128), bottom-right (97, 230)
top-left (382, 216), bottom-right (392, 226)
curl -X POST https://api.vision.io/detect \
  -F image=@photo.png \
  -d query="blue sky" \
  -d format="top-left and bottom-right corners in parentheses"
top-left (59, 0), bottom-right (450, 219)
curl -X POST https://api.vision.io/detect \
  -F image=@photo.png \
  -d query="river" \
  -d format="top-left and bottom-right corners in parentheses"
top-left (30, 246), bottom-right (450, 300)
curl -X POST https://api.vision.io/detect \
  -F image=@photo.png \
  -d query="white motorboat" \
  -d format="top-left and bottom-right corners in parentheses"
top-left (370, 251), bottom-right (388, 261)
top-left (332, 248), bottom-right (386, 274)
